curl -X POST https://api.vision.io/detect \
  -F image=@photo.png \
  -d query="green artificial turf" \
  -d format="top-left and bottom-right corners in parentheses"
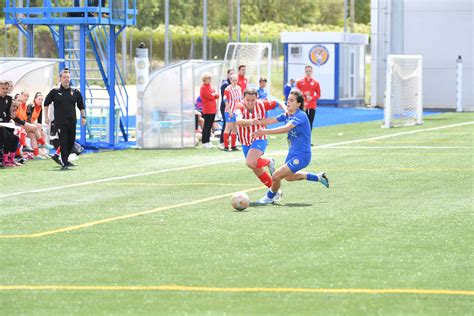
top-left (1, 113), bottom-right (473, 315)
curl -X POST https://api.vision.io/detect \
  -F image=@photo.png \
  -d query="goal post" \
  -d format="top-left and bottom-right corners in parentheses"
top-left (222, 42), bottom-right (272, 94)
top-left (383, 55), bottom-right (423, 128)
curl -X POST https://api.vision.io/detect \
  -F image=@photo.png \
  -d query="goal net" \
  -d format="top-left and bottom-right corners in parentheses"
top-left (383, 55), bottom-right (423, 128)
top-left (222, 42), bottom-right (272, 94)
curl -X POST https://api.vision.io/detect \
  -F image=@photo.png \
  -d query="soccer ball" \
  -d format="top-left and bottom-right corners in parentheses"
top-left (231, 192), bottom-right (250, 211)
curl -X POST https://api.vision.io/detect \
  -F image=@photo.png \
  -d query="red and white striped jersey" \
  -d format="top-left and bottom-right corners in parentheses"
top-left (224, 85), bottom-right (242, 112)
top-left (235, 100), bottom-right (277, 146)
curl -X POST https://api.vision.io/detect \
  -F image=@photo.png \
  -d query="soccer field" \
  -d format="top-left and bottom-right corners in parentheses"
top-left (1, 112), bottom-right (473, 315)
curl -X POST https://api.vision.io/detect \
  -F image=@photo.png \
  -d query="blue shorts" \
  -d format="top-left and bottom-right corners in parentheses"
top-left (224, 112), bottom-right (236, 123)
top-left (242, 139), bottom-right (268, 158)
top-left (285, 153), bottom-right (311, 173)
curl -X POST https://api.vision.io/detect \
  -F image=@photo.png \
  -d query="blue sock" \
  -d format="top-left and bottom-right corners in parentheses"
top-left (307, 173), bottom-right (319, 182)
top-left (267, 190), bottom-right (276, 198)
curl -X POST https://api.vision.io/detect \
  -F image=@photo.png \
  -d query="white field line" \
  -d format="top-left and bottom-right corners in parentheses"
top-left (319, 146), bottom-right (473, 149)
top-left (317, 121), bottom-right (474, 148)
top-left (1, 121), bottom-right (472, 200)
top-left (0, 158), bottom-right (242, 200)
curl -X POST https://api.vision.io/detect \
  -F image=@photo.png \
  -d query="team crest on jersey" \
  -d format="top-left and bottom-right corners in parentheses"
top-left (309, 45), bottom-right (329, 67)
top-left (293, 159), bottom-right (300, 165)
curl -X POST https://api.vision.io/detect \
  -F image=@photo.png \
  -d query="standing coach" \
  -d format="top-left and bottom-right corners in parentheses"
top-left (44, 68), bottom-right (86, 169)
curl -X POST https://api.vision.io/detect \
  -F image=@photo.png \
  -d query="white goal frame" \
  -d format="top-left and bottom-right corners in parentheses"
top-left (383, 55), bottom-right (423, 128)
top-left (223, 42), bottom-right (272, 94)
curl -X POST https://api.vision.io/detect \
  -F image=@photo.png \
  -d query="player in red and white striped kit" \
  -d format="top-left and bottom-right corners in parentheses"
top-left (235, 88), bottom-right (285, 188)
top-left (222, 74), bottom-right (242, 151)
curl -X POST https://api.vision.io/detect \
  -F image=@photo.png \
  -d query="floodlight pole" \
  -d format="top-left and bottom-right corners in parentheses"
top-left (203, 0), bottom-right (208, 60)
top-left (18, 0), bottom-right (24, 57)
top-left (370, 0), bottom-right (378, 107)
top-left (228, 0), bottom-right (233, 42)
top-left (164, 0), bottom-right (170, 65)
top-left (350, 0), bottom-right (355, 32)
top-left (343, 0), bottom-right (348, 33)
top-left (236, 0), bottom-right (241, 42)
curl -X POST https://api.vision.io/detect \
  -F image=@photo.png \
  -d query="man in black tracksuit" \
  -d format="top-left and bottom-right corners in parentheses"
top-left (44, 69), bottom-right (86, 170)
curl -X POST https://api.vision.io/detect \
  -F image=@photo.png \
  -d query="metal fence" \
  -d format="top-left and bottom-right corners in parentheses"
top-left (1, 24), bottom-right (283, 82)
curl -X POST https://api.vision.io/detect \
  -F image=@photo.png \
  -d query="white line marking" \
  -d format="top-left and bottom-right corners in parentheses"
top-left (100, 182), bottom-right (246, 187)
top-left (0, 158), bottom-right (242, 199)
top-left (1, 121), bottom-right (472, 200)
top-left (319, 146), bottom-right (473, 149)
top-left (318, 121), bottom-right (474, 148)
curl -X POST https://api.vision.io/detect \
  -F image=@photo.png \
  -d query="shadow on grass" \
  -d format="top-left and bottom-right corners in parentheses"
top-left (231, 202), bottom-right (315, 212)
top-left (51, 167), bottom-right (76, 172)
top-left (247, 202), bottom-right (313, 208)
top-left (423, 116), bottom-right (451, 121)
top-left (278, 202), bottom-right (313, 207)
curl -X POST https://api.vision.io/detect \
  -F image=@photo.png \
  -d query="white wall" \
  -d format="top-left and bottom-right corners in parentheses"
top-left (405, 0), bottom-right (473, 109)
top-left (373, 0), bottom-right (473, 110)
top-left (287, 44), bottom-right (335, 100)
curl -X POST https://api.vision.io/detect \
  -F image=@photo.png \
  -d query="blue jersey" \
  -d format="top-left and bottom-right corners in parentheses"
top-left (257, 87), bottom-right (268, 100)
top-left (276, 110), bottom-right (312, 156)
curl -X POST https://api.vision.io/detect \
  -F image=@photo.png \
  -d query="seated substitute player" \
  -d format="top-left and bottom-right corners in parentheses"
top-left (252, 89), bottom-right (329, 204)
top-left (235, 88), bottom-right (285, 189)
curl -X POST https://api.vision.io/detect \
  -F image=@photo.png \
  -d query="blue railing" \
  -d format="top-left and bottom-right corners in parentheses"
top-left (88, 26), bottom-right (129, 140)
top-left (3, 0), bottom-right (137, 26)
top-left (4, 0), bottom-right (135, 146)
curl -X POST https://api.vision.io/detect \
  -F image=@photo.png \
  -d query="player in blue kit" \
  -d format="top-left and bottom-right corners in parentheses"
top-left (252, 89), bottom-right (329, 204)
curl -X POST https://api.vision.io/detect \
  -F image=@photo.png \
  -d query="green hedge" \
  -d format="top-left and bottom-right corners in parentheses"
top-left (1, 21), bottom-right (370, 61)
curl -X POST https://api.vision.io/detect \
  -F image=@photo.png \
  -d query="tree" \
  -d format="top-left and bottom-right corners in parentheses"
top-left (136, 0), bottom-right (161, 29)
top-left (316, 0), bottom-right (344, 25)
top-left (0, 0), bottom-right (370, 29)
top-left (355, 0), bottom-right (371, 24)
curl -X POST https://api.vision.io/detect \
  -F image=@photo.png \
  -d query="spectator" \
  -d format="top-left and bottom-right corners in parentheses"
top-left (237, 65), bottom-right (248, 92)
top-left (284, 78), bottom-right (295, 103)
top-left (219, 69), bottom-right (234, 149)
top-left (257, 77), bottom-right (268, 100)
top-left (199, 72), bottom-right (219, 149)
